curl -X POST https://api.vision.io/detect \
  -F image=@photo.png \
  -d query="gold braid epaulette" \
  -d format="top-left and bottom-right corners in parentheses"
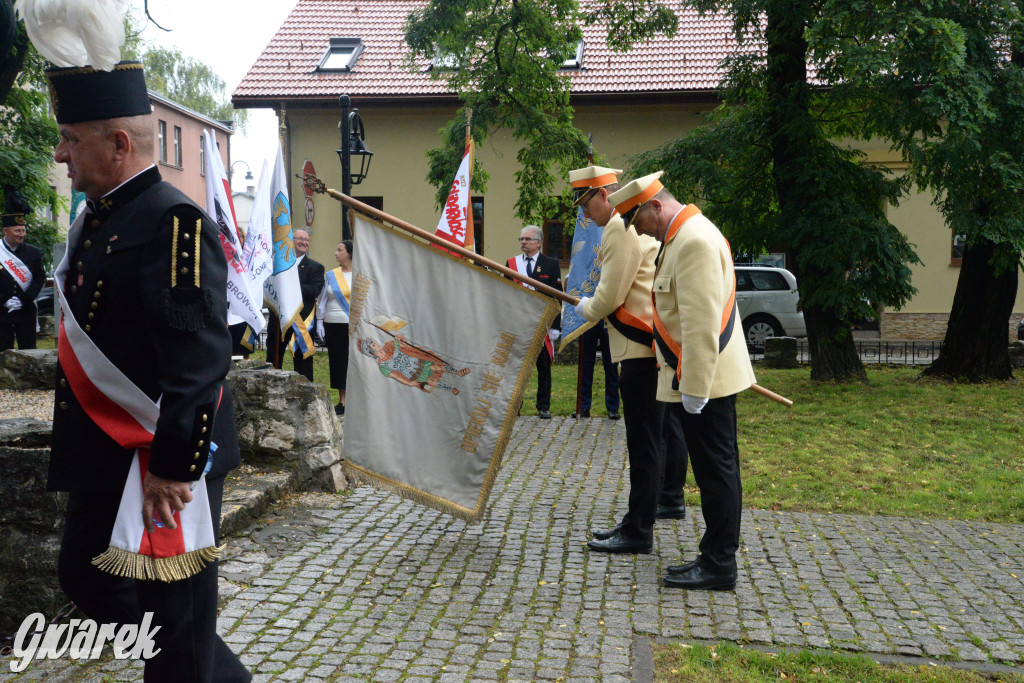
top-left (170, 216), bottom-right (204, 288)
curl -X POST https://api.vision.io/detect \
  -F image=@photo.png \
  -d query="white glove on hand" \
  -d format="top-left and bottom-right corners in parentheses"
top-left (315, 320), bottom-right (326, 340)
top-left (574, 297), bottom-right (590, 319)
top-left (681, 394), bottom-right (709, 415)
top-left (5, 297), bottom-right (21, 312)
top-left (548, 328), bottom-right (561, 342)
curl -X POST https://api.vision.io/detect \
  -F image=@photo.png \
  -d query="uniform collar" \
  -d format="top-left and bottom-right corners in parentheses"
top-left (87, 166), bottom-right (161, 216)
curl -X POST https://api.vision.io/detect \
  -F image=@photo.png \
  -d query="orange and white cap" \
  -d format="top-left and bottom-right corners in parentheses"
top-left (568, 165), bottom-right (622, 206)
top-left (607, 171), bottom-right (664, 227)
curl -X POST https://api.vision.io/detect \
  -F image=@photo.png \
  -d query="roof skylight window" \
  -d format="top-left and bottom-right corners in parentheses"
top-left (319, 38), bottom-right (364, 72)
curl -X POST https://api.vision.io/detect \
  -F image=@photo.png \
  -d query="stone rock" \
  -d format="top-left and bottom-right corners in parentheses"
top-left (1009, 341), bottom-right (1024, 369)
top-left (0, 348), bottom-right (58, 389)
top-left (226, 368), bottom-right (345, 492)
top-left (0, 418), bottom-right (66, 635)
top-left (764, 336), bottom-right (799, 369)
top-left (38, 315), bottom-right (55, 339)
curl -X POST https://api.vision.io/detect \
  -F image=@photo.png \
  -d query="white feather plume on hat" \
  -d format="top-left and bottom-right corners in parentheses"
top-left (14, 0), bottom-right (127, 71)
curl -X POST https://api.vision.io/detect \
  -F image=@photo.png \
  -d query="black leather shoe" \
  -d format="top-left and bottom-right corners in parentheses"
top-left (665, 558), bottom-right (699, 576)
top-left (571, 410), bottom-right (591, 418)
top-left (587, 531), bottom-right (652, 554)
top-left (607, 412), bottom-right (621, 420)
top-left (662, 564), bottom-right (736, 591)
top-left (538, 410), bottom-right (552, 419)
top-left (591, 522), bottom-right (623, 540)
top-left (656, 503), bottom-right (686, 520)
top-left (335, 403), bottom-right (345, 416)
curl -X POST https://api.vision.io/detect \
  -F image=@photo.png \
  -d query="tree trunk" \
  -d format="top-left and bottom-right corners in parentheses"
top-left (0, 19), bottom-right (28, 107)
top-left (923, 238), bottom-right (1018, 381)
top-left (765, 0), bottom-right (866, 381)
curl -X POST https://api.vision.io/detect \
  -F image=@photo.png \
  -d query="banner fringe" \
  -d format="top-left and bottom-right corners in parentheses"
top-left (342, 462), bottom-right (482, 524)
top-left (92, 543), bottom-right (225, 583)
top-left (557, 319), bottom-right (596, 354)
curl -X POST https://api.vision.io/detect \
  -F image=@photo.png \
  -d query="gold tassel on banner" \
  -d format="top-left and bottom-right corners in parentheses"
top-left (341, 461), bottom-right (482, 523)
top-left (91, 544), bottom-right (225, 583)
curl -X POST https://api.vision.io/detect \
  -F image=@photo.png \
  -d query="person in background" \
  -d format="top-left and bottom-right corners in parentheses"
top-left (507, 225), bottom-right (562, 418)
top-left (0, 190), bottom-right (45, 351)
top-left (279, 228), bottom-right (324, 381)
top-left (575, 322), bottom-right (620, 420)
top-left (316, 239), bottom-right (353, 415)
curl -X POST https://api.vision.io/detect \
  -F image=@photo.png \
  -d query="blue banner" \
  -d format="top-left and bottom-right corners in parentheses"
top-left (558, 207), bottom-right (602, 351)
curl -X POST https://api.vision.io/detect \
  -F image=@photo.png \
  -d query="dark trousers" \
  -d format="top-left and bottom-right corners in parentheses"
top-left (659, 402), bottom-right (689, 507)
top-left (535, 345), bottom-right (552, 412)
top-left (281, 330), bottom-right (315, 382)
top-left (58, 475), bottom-right (251, 683)
top-left (579, 322), bottom-right (619, 413)
top-left (617, 357), bottom-right (663, 541)
top-left (324, 322), bottom-right (350, 391)
top-left (668, 395), bottom-right (741, 574)
top-left (0, 306), bottom-right (36, 351)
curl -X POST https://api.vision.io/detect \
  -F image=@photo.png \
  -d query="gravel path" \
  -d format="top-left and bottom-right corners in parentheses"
top-left (0, 389), bottom-right (54, 421)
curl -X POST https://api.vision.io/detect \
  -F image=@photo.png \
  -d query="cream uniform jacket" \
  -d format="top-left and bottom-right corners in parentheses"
top-left (579, 214), bottom-right (658, 363)
top-left (653, 206), bottom-right (755, 402)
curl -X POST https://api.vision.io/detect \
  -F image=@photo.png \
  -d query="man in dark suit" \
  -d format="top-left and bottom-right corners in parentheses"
top-left (47, 61), bottom-right (250, 681)
top-left (0, 204), bottom-right (45, 351)
top-left (279, 228), bottom-right (324, 381)
top-left (507, 225), bottom-right (562, 418)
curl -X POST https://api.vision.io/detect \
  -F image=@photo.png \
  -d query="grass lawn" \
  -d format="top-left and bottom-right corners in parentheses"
top-left (653, 642), bottom-right (1024, 682)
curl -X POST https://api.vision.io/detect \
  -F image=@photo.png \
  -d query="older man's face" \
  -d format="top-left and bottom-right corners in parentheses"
top-left (519, 230), bottom-right (541, 257)
top-left (54, 122), bottom-right (120, 199)
top-left (293, 230), bottom-right (310, 256)
top-left (3, 224), bottom-right (26, 248)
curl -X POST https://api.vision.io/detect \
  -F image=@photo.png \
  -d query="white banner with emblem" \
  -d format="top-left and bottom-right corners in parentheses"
top-left (343, 213), bottom-right (559, 521)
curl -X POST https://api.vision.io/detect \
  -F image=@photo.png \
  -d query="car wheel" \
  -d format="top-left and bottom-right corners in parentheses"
top-left (744, 314), bottom-right (783, 350)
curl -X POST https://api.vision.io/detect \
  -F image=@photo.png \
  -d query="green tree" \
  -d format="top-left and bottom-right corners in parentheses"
top-left (0, 24), bottom-right (62, 270)
top-left (404, 0), bottom-right (590, 222)
top-left (832, 2), bottom-right (1024, 381)
top-left (630, 0), bottom-right (919, 381)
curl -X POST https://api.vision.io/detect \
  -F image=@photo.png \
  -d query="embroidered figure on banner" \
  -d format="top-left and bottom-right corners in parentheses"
top-left (358, 315), bottom-right (471, 396)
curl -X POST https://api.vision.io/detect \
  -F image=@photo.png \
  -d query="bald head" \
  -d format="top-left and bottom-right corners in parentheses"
top-left (293, 230), bottom-right (310, 256)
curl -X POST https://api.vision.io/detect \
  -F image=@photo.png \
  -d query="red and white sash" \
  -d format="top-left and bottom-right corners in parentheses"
top-left (0, 240), bottom-right (32, 291)
top-left (506, 256), bottom-right (554, 359)
top-left (54, 214), bottom-right (220, 582)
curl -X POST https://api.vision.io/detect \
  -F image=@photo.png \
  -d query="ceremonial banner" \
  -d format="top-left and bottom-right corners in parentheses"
top-left (263, 141), bottom-right (314, 357)
top-left (433, 141), bottom-right (475, 253)
top-left (344, 213), bottom-right (559, 521)
top-left (241, 160), bottom-right (273, 302)
top-left (202, 130), bottom-right (264, 334)
top-left (558, 207), bottom-right (602, 351)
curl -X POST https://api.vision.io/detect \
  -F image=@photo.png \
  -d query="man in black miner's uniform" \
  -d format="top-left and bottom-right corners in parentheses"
top-left (0, 191), bottom-right (45, 351)
top-left (47, 61), bottom-right (251, 682)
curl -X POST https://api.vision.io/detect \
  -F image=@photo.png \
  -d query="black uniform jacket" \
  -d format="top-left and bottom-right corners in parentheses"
top-left (0, 240), bottom-right (45, 311)
top-left (48, 167), bottom-right (240, 493)
top-left (530, 252), bottom-right (563, 330)
top-left (297, 255), bottom-right (325, 320)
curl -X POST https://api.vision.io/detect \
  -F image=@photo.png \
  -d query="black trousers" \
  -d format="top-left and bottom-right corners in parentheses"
top-left (616, 357), bottom-right (663, 540)
top-left (0, 306), bottom-right (36, 351)
top-left (535, 345), bottom-right (552, 412)
top-left (58, 475), bottom-right (251, 683)
top-left (659, 401), bottom-right (689, 507)
top-left (279, 329), bottom-right (315, 382)
top-left (579, 322), bottom-right (619, 413)
top-left (324, 322), bottom-right (350, 391)
top-left (668, 395), bottom-right (741, 574)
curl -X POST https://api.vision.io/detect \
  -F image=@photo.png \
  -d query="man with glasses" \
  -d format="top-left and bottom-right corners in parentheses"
top-left (507, 225), bottom-right (562, 418)
top-left (570, 166), bottom-right (688, 554)
top-left (608, 172), bottom-right (755, 591)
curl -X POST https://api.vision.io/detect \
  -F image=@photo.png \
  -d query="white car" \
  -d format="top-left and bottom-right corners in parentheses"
top-left (734, 265), bottom-right (806, 349)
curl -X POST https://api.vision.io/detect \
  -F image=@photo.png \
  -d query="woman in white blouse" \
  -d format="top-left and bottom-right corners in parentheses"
top-left (316, 240), bottom-right (353, 415)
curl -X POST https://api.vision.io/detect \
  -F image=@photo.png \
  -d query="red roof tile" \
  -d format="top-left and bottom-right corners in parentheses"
top-left (233, 0), bottom-right (748, 104)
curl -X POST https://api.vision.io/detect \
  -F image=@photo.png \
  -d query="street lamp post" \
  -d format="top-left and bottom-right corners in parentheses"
top-left (229, 160), bottom-right (254, 193)
top-left (337, 93), bottom-right (373, 240)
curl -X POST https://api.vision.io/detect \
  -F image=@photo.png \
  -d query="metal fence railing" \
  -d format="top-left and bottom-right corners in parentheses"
top-left (750, 339), bottom-right (944, 366)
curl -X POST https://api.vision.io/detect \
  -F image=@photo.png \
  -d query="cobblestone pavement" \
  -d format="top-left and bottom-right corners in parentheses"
top-left (3, 416), bottom-right (1023, 681)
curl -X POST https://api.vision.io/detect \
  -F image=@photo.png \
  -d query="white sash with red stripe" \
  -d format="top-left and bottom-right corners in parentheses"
top-left (0, 239), bottom-right (32, 291)
top-left (54, 213), bottom-right (220, 582)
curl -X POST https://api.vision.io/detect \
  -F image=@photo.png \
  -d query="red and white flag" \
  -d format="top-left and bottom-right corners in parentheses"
top-left (202, 130), bottom-right (265, 334)
top-left (433, 141), bottom-right (475, 253)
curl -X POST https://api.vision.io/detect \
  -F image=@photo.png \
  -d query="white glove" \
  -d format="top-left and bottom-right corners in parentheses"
top-left (548, 328), bottom-right (561, 342)
top-left (574, 297), bottom-right (590, 319)
top-left (315, 320), bottom-right (325, 340)
top-left (5, 297), bottom-right (21, 312)
top-left (681, 394), bottom-right (709, 414)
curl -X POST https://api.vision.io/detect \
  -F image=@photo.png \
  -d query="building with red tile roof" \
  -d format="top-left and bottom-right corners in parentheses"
top-left (234, 0), bottom-right (1023, 341)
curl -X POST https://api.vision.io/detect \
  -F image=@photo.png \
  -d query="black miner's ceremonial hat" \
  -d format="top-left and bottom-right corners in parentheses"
top-left (46, 61), bottom-right (151, 124)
